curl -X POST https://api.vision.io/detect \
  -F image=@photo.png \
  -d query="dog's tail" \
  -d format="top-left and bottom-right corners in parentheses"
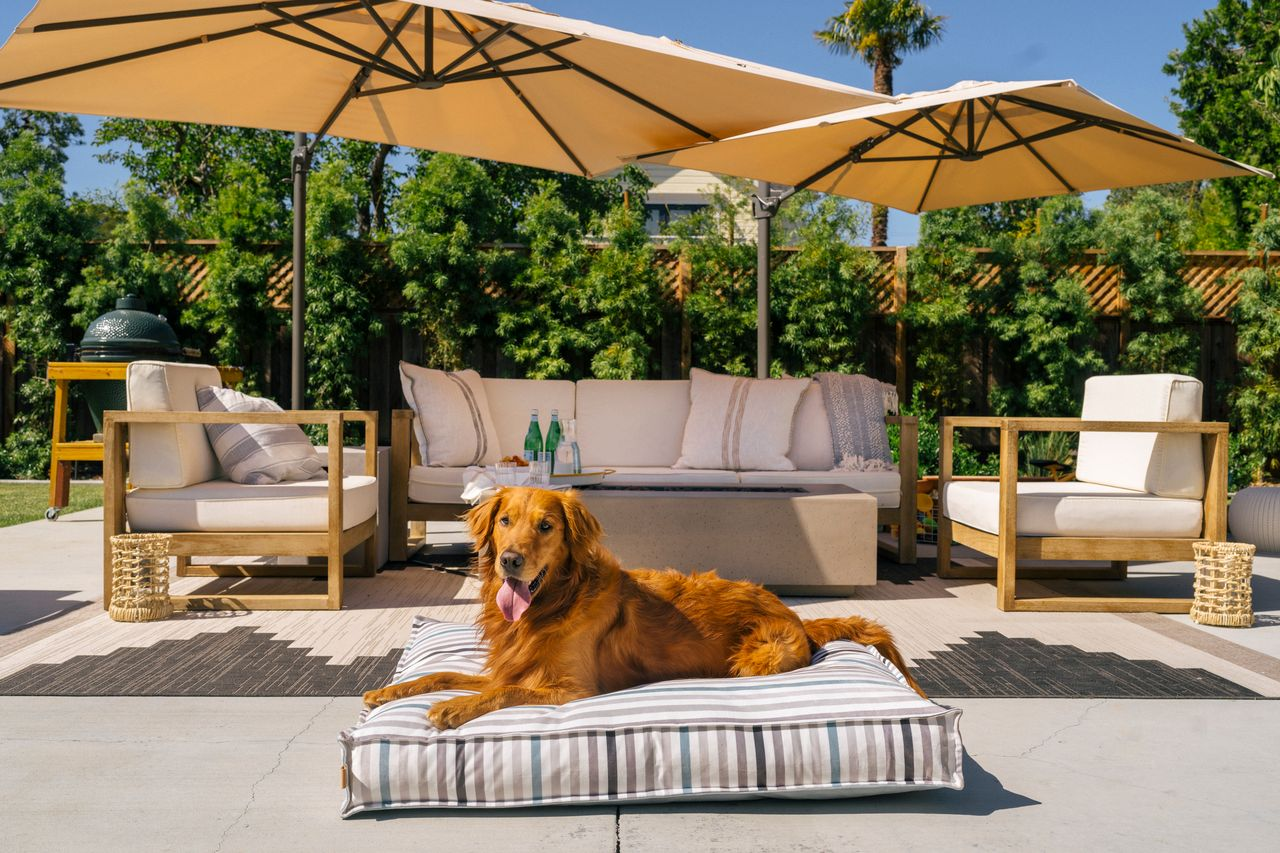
top-left (802, 616), bottom-right (926, 699)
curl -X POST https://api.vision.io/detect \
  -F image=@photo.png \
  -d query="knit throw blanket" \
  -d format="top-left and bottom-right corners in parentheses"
top-left (815, 373), bottom-right (896, 471)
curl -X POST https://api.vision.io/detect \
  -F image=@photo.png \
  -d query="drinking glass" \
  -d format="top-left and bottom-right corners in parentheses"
top-left (529, 459), bottom-right (550, 487)
top-left (494, 461), bottom-right (517, 487)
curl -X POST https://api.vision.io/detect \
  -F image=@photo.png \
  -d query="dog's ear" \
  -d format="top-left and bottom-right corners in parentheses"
top-left (559, 490), bottom-right (602, 565)
top-left (466, 492), bottom-right (504, 564)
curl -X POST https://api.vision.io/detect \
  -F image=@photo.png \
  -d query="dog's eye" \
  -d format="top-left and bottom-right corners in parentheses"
top-left (499, 516), bottom-right (510, 527)
top-left (538, 520), bottom-right (552, 533)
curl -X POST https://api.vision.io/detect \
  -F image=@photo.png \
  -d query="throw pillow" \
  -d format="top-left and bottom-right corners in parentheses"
top-left (195, 386), bottom-right (323, 485)
top-left (398, 362), bottom-right (501, 467)
top-left (675, 368), bottom-right (810, 470)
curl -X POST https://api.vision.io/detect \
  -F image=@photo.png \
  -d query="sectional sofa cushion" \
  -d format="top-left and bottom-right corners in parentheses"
top-left (1073, 374), bottom-right (1205, 499)
top-left (338, 617), bottom-right (964, 816)
top-left (125, 474), bottom-right (378, 533)
top-left (399, 363), bottom-right (501, 468)
top-left (789, 383), bottom-right (837, 471)
top-left (576, 379), bottom-right (691, 467)
top-left (195, 385), bottom-right (323, 485)
top-left (942, 480), bottom-right (1204, 538)
top-left (676, 369), bottom-right (810, 471)
top-left (125, 361), bottom-right (224, 488)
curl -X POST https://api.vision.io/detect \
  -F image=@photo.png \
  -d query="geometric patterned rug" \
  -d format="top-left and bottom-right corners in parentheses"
top-left (1, 555), bottom-right (1276, 699)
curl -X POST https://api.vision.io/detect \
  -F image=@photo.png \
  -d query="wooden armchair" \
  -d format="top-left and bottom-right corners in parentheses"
top-left (103, 362), bottom-right (378, 611)
top-left (936, 375), bottom-right (1228, 613)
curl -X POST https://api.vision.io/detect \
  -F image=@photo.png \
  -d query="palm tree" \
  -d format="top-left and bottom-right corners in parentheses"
top-left (816, 0), bottom-right (944, 245)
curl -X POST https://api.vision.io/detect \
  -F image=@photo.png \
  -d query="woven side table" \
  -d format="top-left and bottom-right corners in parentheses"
top-left (109, 533), bottom-right (174, 622)
top-left (1190, 541), bottom-right (1256, 628)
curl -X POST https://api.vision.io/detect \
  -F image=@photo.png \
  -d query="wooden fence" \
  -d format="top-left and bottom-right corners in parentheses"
top-left (0, 245), bottom-right (1261, 445)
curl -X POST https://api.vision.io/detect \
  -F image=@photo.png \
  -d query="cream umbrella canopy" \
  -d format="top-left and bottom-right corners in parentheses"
top-left (638, 79), bottom-right (1272, 375)
top-left (0, 0), bottom-right (889, 401)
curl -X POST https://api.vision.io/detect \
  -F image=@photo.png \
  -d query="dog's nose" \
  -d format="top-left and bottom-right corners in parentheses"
top-left (499, 551), bottom-right (525, 573)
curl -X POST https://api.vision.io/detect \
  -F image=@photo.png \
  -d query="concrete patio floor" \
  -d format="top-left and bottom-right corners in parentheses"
top-left (2, 508), bottom-right (1278, 852)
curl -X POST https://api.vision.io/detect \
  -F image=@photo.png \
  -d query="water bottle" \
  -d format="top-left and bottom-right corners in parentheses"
top-left (567, 417), bottom-right (582, 474)
top-left (544, 410), bottom-right (562, 474)
top-left (555, 418), bottom-right (577, 475)
top-left (522, 410), bottom-right (542, 462)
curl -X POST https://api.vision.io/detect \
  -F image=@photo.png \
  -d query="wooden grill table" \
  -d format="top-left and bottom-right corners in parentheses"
top-left (573, 482), bottom-right (878, 595)
top-left (44, 361), bottom-right (243, 519)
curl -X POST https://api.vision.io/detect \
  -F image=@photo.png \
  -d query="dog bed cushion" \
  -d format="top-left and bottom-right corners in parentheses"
top-left (338, 617), bottom-right (964, 816)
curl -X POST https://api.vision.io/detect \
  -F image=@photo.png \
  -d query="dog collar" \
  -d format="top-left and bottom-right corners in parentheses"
top-left (528, 567), bottom-right (548, 595)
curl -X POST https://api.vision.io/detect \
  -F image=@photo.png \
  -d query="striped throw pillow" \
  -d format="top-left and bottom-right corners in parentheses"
top-left (398, 363), bottom-right (500, 467)
top-left (195, 386), bottom-right (323, 485)
top-left (339, 617), bottom-right (964, 816)
top-left (675, 368), bottom-right (810, 470)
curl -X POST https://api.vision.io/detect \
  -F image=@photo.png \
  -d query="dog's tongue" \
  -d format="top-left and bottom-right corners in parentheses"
top-left (497, 577), bottom-right (533, 622)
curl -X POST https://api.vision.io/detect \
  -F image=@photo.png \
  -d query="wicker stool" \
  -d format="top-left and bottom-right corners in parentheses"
top-left (109, 533), bottom-right (174, 622)
top-left (1190, 541), bottom-right (1255, 628)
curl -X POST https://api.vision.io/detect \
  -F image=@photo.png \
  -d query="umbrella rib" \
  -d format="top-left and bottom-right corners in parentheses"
top-left (978, 119), bottom-right (1089, 156)
top-left (439, 36), bottom-right (579, 82)
top-left (28, 0), bottom-right (347, 33)
top-left (257, 25), bottom-right (415, 84)
top-left (359, 0), bottom-right (422, 78)
top-left (0, 1), bottom-right (371, 93)
top-left (483, 17), bottom-right (717, 141)
top-left (311, 2), bottom-right (420, 142)
top-left (435, 22), bottom-right (519, 77)
top-left (985, 101), bottom-right (1077, 193)
top-left (973, 96), bottom-right (1000, 149)
top-left (918, 108), bottom-right (968, 154)
top-left (264, 4), bottom-right (415, 81)
top-left (865, 114), bottom-right (966, 156)
top-left (1001, 94), bottom-right (1185, 144)
top-left (444, 11), bottom-right (590, 176)
top-left (442, 65), bottom-right (570, 86)
top-left (914, 106), bottom-right (965, 212)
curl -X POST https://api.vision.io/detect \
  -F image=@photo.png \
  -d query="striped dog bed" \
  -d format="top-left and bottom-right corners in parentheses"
top-left (338, 617), bottom-right (964, 815)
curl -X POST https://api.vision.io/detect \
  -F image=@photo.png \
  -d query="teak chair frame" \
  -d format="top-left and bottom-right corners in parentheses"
top-left (103, 409), bottom-right (378, 612)
top-left (936, 416), bottom-right (1229, 613)
top-left (387, 409), bottom-right (920, 567)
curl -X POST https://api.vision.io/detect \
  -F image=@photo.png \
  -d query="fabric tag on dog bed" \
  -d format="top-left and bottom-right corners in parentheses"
top-left (338, 617), bottom-right (964, 815)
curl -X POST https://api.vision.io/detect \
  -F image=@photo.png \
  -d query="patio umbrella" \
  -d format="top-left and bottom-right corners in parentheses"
top-left (0, 0), bottom-right (888, 403)
top-left (636, 79), bottom-right (1273, 376)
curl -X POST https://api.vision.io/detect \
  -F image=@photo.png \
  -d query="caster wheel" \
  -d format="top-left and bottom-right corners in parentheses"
top-left (45, 507), bottom-right (60, 521)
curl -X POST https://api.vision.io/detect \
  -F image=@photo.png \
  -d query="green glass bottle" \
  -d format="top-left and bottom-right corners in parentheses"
top-left (522, 409), bottom-right (542, 462)
top-left (544, 409), bottom-right (562, 474)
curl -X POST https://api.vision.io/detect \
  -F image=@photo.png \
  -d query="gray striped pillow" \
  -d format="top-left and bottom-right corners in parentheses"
top-left (195, 385), bottom-right (323, 485)
top-left (398, 363), bottom-right (500, 467)
top-left (339, 617), bottom-right (964, 816)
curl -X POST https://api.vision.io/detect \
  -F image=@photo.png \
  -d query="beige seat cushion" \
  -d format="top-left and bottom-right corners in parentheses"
top-left (126, 474), bottom-right (378, 533)
top-left (481, 378), bottom-right (576, 458)
top-left (943, 480), bottom-right (1203, 538)
top-left (575, 379), bottom-right (690, 467)
top-left (1074, 374), bottom-right (1205, 499)
top-left (738, 469), bottom-right (901, 509)
top-left (126, 361), bottom-right (224, 488)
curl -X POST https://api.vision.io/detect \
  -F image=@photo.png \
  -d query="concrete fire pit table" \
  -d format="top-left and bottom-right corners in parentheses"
top-left (574, 483), bottom-right (878, 594)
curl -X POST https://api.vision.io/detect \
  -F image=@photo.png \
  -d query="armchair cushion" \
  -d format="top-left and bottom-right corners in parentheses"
top-left (1074, 374), bottom-right (1205, 499)
top-left (943, 480), bottom-right (1203, 538)
top-left (195, 385), bottom-right (323, 485)
top-left (125, 361), bottom-right (223, 489)
top-left (125, 474), bottom-right (378, 533)
top-left (399, 364), bottom-right (501, 467)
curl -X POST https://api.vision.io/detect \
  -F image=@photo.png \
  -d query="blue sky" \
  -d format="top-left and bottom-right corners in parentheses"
top-left (1, 0), bottom-right (1213, 244)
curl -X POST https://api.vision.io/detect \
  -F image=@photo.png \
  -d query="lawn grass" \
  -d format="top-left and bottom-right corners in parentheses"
top-left (0, 482), bottom-right (103, 528)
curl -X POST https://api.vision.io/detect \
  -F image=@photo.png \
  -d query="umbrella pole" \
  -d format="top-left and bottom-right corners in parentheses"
top-left (755, 180), bottom-right (771, 379)
top-left (291, 131), bottom-right (309, 410)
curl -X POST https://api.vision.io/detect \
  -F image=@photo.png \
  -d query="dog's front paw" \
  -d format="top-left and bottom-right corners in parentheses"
top-left (362, 686), bottom-right (399, 709)
top-left (428, 696), bottom-right (484, 730)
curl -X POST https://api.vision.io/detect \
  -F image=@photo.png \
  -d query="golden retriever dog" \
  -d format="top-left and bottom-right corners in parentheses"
top-left (364, 487), bottom-right (924, 729)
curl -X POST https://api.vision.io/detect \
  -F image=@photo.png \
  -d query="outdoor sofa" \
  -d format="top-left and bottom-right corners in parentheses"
top-left (389, 371), bottom-right (918, 572)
